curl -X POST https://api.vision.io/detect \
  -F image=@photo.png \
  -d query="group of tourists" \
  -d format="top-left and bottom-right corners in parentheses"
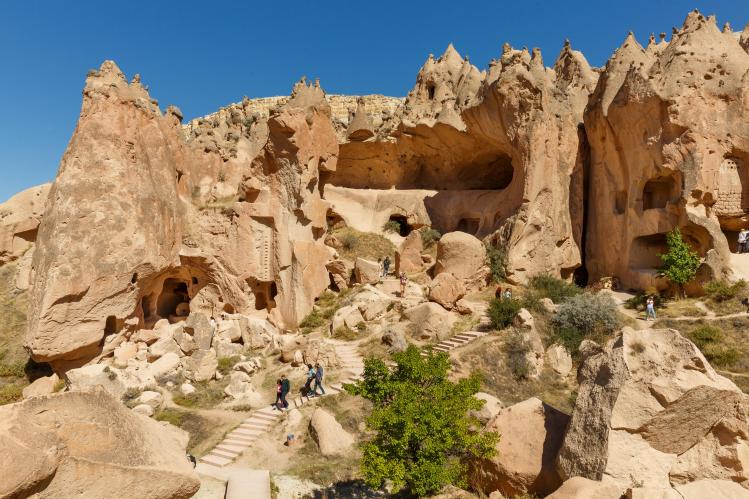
top-left (738, 229), bottom-right (749, 253)
top-left (273, 363), bottom-right (325, 411)
top-left (494, 286), bottom-right (513, 300)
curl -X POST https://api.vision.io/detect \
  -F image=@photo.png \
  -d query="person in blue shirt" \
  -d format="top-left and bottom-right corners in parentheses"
top-left (312, 362), bottom-right (325, 396)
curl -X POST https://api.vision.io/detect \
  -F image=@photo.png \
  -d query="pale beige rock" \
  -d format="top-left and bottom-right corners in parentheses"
top-left (354, 257), bottom-right (380, 284)
top-left (114, 341), bottom-right (138, 368)
top-left (557, 327), bottom-right (749, 490)
top-left (546, 477), bottom-right (623, 499)
top-left (470, 392), bottom-right (503, 425)
top-left (183, 349), bottom-right (217, 382)
top-left (132, 403), bottom-right (154, 417)
top-left (0, 388), bottom-right (199, 498)
top-left (241, 317), bottom-right (278, 350)
top-left (224, 372), bottom-right (253, 400)
top-left (184, 313), bottom-right (213, 350)
top-left (147, 352), bottom-right (181, 379)
top-left (0, 183), bottom-right (50, 267)
top-left (674, 479), bottom-right (749, 499)
top-left (428, 272), bottom-right (466, 309)
top-left (352, 285), bottom-right (394, 321)
top-left (626, 487), bottom-right (681, 499)
top-left (302, 340), bottom-right (339, 368)
top-left (330, 305), bottom-right (364, 333)
top-left (216, 319), bottom-right (242, 342)
top-left (435, 232), bottom-right (486, 280)
top-left (309, 408), bottom-right (355, 457)
top-left (546, 344), bottom-right (573, 377)
top-left (234, 358), bottom-right (262, 375)
top-left (402, 302), bottom-right (457, 341)
top-left (66, 363), bottom-right (154, 399)
top-left (215, 339), bottom-right (244, 358)
top-left (22, 374), bottom-right (60, 398)
top-left (395, 231), bottom-right (424, 274)
top-left (137, 390), bottom-right (164, 410)
top-left (279, 335), bottom-right (308, 364)
top-left (471, 397), bottom-right (569, 497)
top-left (326, 259), bottom-right (352, 290)
top-left (149, 335), bottom-right (182, 360)
top-left (539, 298), bottom-right (558, 314)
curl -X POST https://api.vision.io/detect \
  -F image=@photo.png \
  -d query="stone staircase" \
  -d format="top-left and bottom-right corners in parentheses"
top-left (421, 302), bottom-right (492, 357)
top-left (196, 342), bottom-right (364, 472)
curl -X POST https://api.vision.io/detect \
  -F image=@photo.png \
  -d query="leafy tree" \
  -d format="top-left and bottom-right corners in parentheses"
top-left (345, 346), bottom-right (498, 496)
top-left (658, 228), bottom-right (701, 298)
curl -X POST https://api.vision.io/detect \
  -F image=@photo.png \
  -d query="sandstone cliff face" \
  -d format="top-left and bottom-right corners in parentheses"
top-left (326, 41), bottom-right (597, 283)
top-left (25, 63), bottom-right (338, 369)
top-left (585, 12), bottom-right (749, 290)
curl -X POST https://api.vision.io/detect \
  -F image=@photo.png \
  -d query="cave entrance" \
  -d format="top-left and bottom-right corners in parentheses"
top-left (642, 176), bottom-right (678, 210)
top-left (388, 215), bottom-right (412, 236)
top-left (456, 218), bottom-right (480, 236)
top-left (629, 233), bottom-right (668, 270)
top-left (252, 281), bottom-right (278, 311)
top-left (326, 208), bottom-right (345, 231)
top-left (157, 279), bottom-right (190, 319)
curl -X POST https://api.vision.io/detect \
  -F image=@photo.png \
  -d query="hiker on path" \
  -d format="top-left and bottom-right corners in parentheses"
top-left (280, 374), bottom-right (290, 409)
top-left (503, 288), bottom-right (512, 300)
top-left (304, 364), bottom-right (316, 396)
top-left (312, 362), bottom-right (325, 396)
top-left (383, 256), bottom-right (391, 277)
top-left (646, 296), bottom-right (657, 321)
top-left (495, 286), bottom-right (503, 299)
top-left (273, 378), bottom-right (283, 409)
top-left (399, 272), bottom-right (407, 297)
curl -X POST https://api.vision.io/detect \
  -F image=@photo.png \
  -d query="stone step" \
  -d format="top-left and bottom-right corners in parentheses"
top-left (210, 448), bottom-right (239, 460)
top-left (224, 437), bottom-right (256, 447)
top-left (252, 413), bottom-right (279, 422)
top-left (216, 443), bottom-right (249, 454)
top-left (228, 430), bottom-right (262, 440)
top-left (434, 346), bottom-right (450, 352)
top-left (199, 454), bottom-right (233, 467)
top-left (239, 423), bottom-right (268, 431)
top-left (243, 417), bottom-right (274, 425)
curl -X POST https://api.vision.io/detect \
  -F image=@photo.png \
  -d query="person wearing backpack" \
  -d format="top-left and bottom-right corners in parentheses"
top-left (280, 374), bottom-right (290, 410)
top-left (312, 362), bottom-right (325, 396)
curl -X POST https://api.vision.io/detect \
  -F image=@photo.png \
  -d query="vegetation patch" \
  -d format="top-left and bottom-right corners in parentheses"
top-left (503, 330), bottom-right (532, 380)
top-left (551, 292), bottom-right (619, 355)
top-left (217, 355), bottom-right (241, 375)
top-left (172, 380), bottom-right (227, 409)
top-left (333, 228), bottom-right (395, 262)
top-left (486, 243), bottom-right (508, 283)
top-left (419, 227), bottom-right (441, 248)
top-left (487, 298), bottom-right (521, 330)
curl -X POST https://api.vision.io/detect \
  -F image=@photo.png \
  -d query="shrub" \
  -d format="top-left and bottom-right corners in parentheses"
top-left (625, 290), bottom-right (664, 310)
top-left (658, 228), bottom-right (700, 298)
top-left (687, 325), bottom-right (738, 367)
top-left (486, 243), bottom-right (507, 283)
top-left (173, 382), bottom-right (226, 408)
top-left (551, 293), bottom-right (619, 354)
top-left (383, 220), bottom-right (402, 233)
top-left (0, 383), bottom-right (23, 405)
top-left (340, 232), bottom-right (358, 250)
top-left (332, 326), bottom-right (358, 341)
top-left (419, 227), bottom-right (441, 247)
top-left (345, 346), bottom-right (498, 496)
top-left (528, 274), bottom-right (580, 303)
top-left (299, 309), bottom-right (325, 333)
top-left (217, 356), bottom-right (240, 375)
top-left (155, 408), bottom-right (185, 426)
top-left (704, 280), bottom-right (746, 302)
top-left (689, 325), bottom-right (723, 349)
top-left (487, 298), bottom-right (521, 330)
top-left (504, 330), bottom-right (532, 380)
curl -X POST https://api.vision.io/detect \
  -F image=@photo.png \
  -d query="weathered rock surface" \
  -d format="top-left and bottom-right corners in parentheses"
top-left (22, 373), bottom-right (60, 398)
top-left (354, 257), bottom-right (380, 284)
top-left (402, 301), bottom-right (457, 341)
top-left (309, 408), bottom-right (355, 457)
top-left (557, 327), bottom-right (749, 494)
top-left (471, 397), bottom-right (570, 497)
top-left (434, 232), bottom-right (486, 280)
top-left (0, 388), bottom-right (199, 498)
top-left (428, 272), bottom-right (466, 309)
top-left (395, 231), bottom-right (424, 274)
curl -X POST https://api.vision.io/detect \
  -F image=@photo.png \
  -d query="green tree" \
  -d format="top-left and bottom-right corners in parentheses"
top-left (345, 346), bottom-right (498, 496)
top-left (658, 228), bottom-right (701, 298)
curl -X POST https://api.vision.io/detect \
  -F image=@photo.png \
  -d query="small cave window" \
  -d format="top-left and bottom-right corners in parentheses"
top-left (456, 218), bottom-right (480, 236)
top-left (642, 176), bottom-right (677, 210)
top-left (223, 303), bottom-right (235, 314)
top-left (192, 277), bottom-right (199, 285)
top-left (131, 273), bottom-right (138, 284)
top-left (427, 83), bottom-right (436, 100)
top-left (387, 215), bottom-right (412, 237)
top-left (104, 316), bottom-right (119, 336)
top-left (614, 191), bottom-right (627, 215)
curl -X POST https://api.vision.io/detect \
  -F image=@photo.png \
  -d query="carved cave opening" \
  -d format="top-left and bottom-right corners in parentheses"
top-left (251, 281), bottom-right (278, 311)
top-left (456, 217), bottom-right (480, 236)
top-left (642, 176), bottom-right (678, 210)
top-left (156, 278), bottom-right (191, 319)
top-left (388, 215), bottom-right (412, 236)
top-left (629, 233), bottom-right (668, 270)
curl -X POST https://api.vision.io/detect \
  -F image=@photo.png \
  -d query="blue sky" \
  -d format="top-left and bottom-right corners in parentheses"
top-left (1, 1), bottom-right (748, 202)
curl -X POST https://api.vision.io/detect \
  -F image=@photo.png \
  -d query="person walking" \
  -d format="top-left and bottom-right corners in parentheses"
top-left (312, 362), bottom-right (325, 396)
top-left (495, 286), bottom-right (503, 299)
top-left (304, 364), bottom-right (315, 397)
top-left (383, 256), bottom-right (391, 277)
top-left (273, 378), bottom-right (282, 410)
top-left (503, 288), bottom-right (512, 300)
top-left (280, 374), bottom-right (290, 410)
top-left (646, 296), bottom-right (657, 321)
top-left (399, 271), bottom-right (407, 297)
top-left (738, 230), bottom-right (746, 254)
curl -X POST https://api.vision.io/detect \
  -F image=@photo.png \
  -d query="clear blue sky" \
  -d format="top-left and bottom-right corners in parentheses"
top-left (1, 1), bottom-right (747, 202)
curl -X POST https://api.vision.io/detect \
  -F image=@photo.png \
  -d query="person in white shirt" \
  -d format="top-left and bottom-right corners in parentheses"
top-left (738, 230), bottom-right (747, 254)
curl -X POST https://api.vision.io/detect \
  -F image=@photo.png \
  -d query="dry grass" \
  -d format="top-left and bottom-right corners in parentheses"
top-left (332, 227), bottom-right (395, 262)
top-left (656, 299), bottom-right (708, 319)
top-left (155, 407), bottom-right (239, 456)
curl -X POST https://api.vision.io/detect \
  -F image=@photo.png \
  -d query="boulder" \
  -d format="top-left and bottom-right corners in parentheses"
top-left (183, 349), bottom-right (218, 382)
top-left (0, 388), bottom-right (199, 498)
top-left (240, 317), bottom-right (278, 350)
top-left (234, 357), bottom-right (262, 375)
top-left (434, 232), bottom-right (486, 280)
top-left (539, 297), bottom-right (558, 314)
top-left (428, 272), bottom-right (466, 309)
top-left (354, 257), bottom-right (380, 284)
top-left (279, 335), bottom-right (308, 364)
top-left (471, 397), bottom-right (570, 497)
top-left (382, 326), bottom-right (408, 353)
top-left (224, 372), bottom-right (253, 400)
top-left (557, 328), bottom-right (749, 491)
top-left (147, 352), bottom-right (181, 379)
top-left (353, 285), bottom-right (394, 321)
top-left (149, 335), bottom-right (183, 361)
top-left (512, 308), bottom-right (545, 376)
top-left (172, 325), bottom-right (198, 355)
top-left (137, 390), bottom-right (164, 410)
top-left (215, 339), bottom-right (244, 359)
top-left (66, 364), bottom-right (154, 399)
top-left (395, 231), bottom-right (424, 274)
top-left (470, 392), bottom-right (503, 425)
top-left (673, 479), bottom-right (749, 499)
top-left (546, 344), bottom-right (573, 377)
top-left (330, 305), bottom-right (365, 333)
top-left (113, 341), bottom-right (138, 368)
top-left (326, 259), bottom-right (352, 290)
top-left (216, 319), bottom-right (242, 342)
top-left (22, 374), bottom-right (60, 398)
top-left (302, 340), bottom-right (339, 368)
top-left (403, 302), bottom-right (457, 341)
top-left (131, 329), bottom-right (158, 345)
top-left (183, 313), bottom-right (214, 350)
top-left (132, 403), bottom-right (154, 417)
top-left (180, 383), bottom-right (196, 396)
top-left (309, 408), bottom-right (355, 457)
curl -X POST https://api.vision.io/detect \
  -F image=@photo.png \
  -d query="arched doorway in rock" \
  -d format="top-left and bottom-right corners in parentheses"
top-left (156, 278), bottom-right (191, 319)
top-left (387, 215), bottom-right (412, 236)
top-left (456, 217), bottom-right (480, 236)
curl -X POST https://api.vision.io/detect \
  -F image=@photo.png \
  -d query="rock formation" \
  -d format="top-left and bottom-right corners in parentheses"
top-left (557, 327), bottom-right (749, 494)
top-left (586, 12), bottom-right (749, 290)
top-left (0, 387), bottom-right (199, 498)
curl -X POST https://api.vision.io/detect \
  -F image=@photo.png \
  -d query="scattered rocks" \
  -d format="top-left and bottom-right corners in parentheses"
top-left (545, 344), bottom-right (573, 377)
top-left (382, 326), bottom-right (408, 353)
